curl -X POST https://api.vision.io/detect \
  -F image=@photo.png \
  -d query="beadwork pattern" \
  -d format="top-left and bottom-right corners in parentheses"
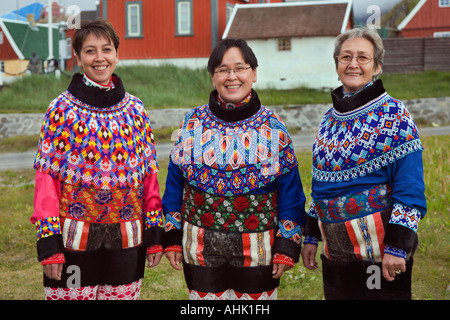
top-left (34, 91), bottom-right (158, 190)
top-left (312, 94), bottom-right (423, 182)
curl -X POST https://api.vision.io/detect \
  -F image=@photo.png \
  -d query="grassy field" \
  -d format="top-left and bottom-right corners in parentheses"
top-left (0, 67), bottom-right (449, 113)
top-left (0, 134), bottom-right (448, 300)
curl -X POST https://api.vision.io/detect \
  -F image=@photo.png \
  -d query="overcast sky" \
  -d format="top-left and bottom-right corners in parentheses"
top-left (1, 0), bottom-right (403, 18)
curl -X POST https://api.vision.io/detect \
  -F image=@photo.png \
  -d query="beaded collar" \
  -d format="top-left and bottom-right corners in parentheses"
top-left (217, 91), bottom-right (252, 109)
top-left (82, 73), bottom-right (116, 91)
top-left (342, 81), bottom-right (373, 98)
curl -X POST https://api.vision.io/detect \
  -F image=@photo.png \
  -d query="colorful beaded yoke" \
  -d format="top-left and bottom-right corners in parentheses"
top-left (182, 185), bottom-right (278, 233)
top-left (312, 93), bottom-right (423, 182)
top-left (171, 104), bottom-right (298, 196)
top-left (34, 90), bottom-right (158, 190)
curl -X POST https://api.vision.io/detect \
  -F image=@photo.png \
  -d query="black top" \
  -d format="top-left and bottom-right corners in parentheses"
top-left (67, 73), bottom-right (125, 109)
top-left (331, 79), bottom-right (386, 113)
top-left (208, 89), bottom-right (261, 123)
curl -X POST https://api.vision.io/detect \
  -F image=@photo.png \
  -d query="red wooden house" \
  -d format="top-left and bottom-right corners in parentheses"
top-left (98, 0), bottom-right (283, 67)
top-left (397, 0), bottom-right (450, 37)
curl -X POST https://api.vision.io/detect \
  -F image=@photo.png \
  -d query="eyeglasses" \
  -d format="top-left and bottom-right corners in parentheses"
top-left (214, 66), bottom-right (252, 77)
top-left (336, 54), bottom-right (373, 65)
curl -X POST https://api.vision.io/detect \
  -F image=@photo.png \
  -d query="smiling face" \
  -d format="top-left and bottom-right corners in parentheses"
top-left (211, 47), bottom-right (257, 104)
top-left (76, 33), bottom-right (118, 85)
top-left (337, 37), bottom-right (381, 93)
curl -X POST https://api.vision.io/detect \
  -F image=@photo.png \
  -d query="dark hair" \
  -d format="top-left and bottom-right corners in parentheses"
top-left (207, 38), bottom-right (258, 75)
top-left (73, 19), bottom-right (120, 56)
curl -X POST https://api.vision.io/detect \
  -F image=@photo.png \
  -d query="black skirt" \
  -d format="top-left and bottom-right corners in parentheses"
top-left (321, 255), bottom-right (413, 300)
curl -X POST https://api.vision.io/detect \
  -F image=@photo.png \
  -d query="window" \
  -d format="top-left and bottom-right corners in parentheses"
top-left (278, 39), bottom-right (291, 51)
top-left (176, 0), bottom-right (193, 36)
top-left (434, 31), bottom-right (450, 37)
top-left (439, 0), bottom-right (450, 7)
top-left (125, 1), bottom-right (143, 38)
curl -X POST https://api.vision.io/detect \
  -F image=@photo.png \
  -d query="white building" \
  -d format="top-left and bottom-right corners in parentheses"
top-left (223, 0), bottom-right (353, 90)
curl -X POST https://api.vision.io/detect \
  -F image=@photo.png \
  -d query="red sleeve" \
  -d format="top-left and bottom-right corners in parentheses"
top-left (31, 171), bottom-right (61, 224)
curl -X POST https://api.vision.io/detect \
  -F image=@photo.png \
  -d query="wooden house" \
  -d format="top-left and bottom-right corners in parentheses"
top-left (398, 0), bottom-right (450, 37)
top-left (98, 0), bottom-right (283, 69)
top-left (223, 0), bottom-right (353, 89)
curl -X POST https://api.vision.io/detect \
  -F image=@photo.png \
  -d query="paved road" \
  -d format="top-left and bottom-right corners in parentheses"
top-left (1, 126), bottom-right (449, 171)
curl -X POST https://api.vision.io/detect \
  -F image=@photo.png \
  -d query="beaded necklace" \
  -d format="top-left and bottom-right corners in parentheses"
top-left (217, 91), bottom-right (252, 109)
top-left (82, 73), bottom-right (115, 91)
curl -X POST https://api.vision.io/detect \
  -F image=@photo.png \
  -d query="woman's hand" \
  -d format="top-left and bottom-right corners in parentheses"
top-left (147, 252), bottom-right (163, 268)
top-left (301, 243), bottom-right (318, 270)
top-left (165, 251), bottom-right (183, 270)
top-left (272, 263), bottom-right (292, 279)
top-left (382, 253), bottom-right (406, 281)
top-left (43, 263), bottom-right (63, 280)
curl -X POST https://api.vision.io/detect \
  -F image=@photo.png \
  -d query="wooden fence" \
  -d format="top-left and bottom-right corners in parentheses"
top-left (382, 37), bottom-right (450, 73)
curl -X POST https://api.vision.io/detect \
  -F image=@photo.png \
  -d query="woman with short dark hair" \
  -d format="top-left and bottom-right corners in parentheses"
top-left (162, 38), bottom-right (307, 300)
top-left (31, 19), bottom-right (164, 300)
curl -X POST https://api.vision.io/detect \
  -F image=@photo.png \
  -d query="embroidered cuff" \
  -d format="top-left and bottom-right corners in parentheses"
top-left (276, 220), bottom-right (302, 245)
top-left (303, 235), bottom-right (319, 246)
top-left (147, 244), bottom-right (163, 255)
top-left (164, 245), bottom-right (183, 254)
top-left (41, 252), bottom-right (65, 266)
top-left (389, 203), bottom-right (421, 233)
top-left (35, 217), bottom-right (61, 240)
top-left (273, 237), bottom-right (301, 263)
top-left (144, 210), bottom-right (164, 230)
top-left (165, 212), bottom-right (182, 231)
top-left (384, 246), bottom-right (406, 259)
top-left (273, 253), bottom-right (295, 268)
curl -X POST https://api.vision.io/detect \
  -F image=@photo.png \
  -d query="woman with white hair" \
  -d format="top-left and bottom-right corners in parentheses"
top-left (301, 27), bottom-right (426, 299)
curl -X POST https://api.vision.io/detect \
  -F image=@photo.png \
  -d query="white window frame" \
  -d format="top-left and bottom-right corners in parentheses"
top-left (434, 31), bottom-right (450, 37)
top-left (226, 3), bottom-right (234, 23)
top-left (439, 0), bottom-right (450, 7)
top-left (176, 0), bottom-right (193, 36)
top-left (125, 1), bottom-right (143, 38)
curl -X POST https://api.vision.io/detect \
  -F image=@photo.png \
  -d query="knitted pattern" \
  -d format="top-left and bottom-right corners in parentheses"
top-left (170, 104), bottom-right (298, 196)
top-left (34, 90), bottom-right (158, 190)
top-left (312, 93), bottom-right (423, 182)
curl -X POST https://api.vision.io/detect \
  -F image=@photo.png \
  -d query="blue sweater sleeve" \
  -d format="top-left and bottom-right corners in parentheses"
top-left (387, 150), bottom-right (427, 218)
top-left (276, 168), bottom-right (307, 228)
top-left (162, 160), bottom-right (184, 215)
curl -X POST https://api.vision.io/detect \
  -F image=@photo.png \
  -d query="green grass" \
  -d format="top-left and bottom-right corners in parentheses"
top-left (0, 135), bottom-right (448, 300)
top-left (0, 66), bottom-right (449, 113)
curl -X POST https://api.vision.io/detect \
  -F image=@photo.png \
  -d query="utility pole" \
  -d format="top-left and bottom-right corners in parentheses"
top-left (47, 0), bottom-right (54, 60)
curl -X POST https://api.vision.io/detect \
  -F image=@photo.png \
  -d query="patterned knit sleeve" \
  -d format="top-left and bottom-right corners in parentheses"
top-left (31, 171), bottom-right (64, 261)
top-left (303, 199), bottom-right (321, 246)
top-left (384, 150), bottom-right (426, 254)
top-left (161, 159), bottom-right (185, 249)
top-left (142, 173), bottom-right (164, 249)
top-left (272, 169), bottom-right (307, 263)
